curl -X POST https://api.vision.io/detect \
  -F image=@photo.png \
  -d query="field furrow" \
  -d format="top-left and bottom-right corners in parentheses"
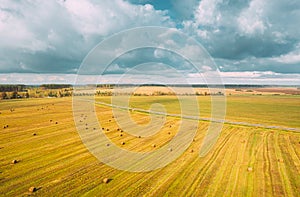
top-left (0, 97), bottom-right (299, 196)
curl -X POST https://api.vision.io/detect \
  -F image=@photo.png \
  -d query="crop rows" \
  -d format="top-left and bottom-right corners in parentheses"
top-left (0, 98), bottom-right (299, 196)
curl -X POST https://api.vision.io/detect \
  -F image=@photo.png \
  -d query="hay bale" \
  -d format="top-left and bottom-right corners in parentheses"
top-left (106, 143), bottom-right (110, 146)
top-left (247, 167), bottom-right (253, 172)
top-left (11, 160), bottom-right (18, 164)
top-left (28, 186), bottom-right (36, 192)
top-left (168, 148), bottom-right (173, 152)
top-left (138, 136), bottom-right (141, 138)
top-left (121, 142), bottom-right (125, 145)
top-left (120, 130), bottom-right (123, 133)
top-left (33, 133), bottom-right (36, 136)
top-left (55, 122), bottom-right (58, 124)
top-left (50, 120), bottom-right (53, 122)
top-left (167, 132), bottom-right (171, 135)
top-left (102, 127), bottom-right (105, 130)
top-left (190, 149), bottom-right (194, 153)
top-left (106, 129), bottom-right (109, 131)
top-left (109, 120), bottom-right (111, 122)
top-left (120, 134), bottom-right (123, 137)
top-left (152, 144), bottom-right (156, 148)
top-left (117, 128), bottom-right (120, 131)
top-left (103, 178), bottom-right (110, 184)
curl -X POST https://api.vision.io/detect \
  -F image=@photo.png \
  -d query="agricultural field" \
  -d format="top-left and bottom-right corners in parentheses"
top-left (95, 94), bottom-right (300, 128)
top-left (0, 94), bottom-right (299, 196)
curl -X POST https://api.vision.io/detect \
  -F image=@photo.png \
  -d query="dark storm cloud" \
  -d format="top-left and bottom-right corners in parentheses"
top-left (210, 33), bottom-right (296, 60)
top-left (0, 0), bottom-right (299, 78)
top-left (122, 0), bottom-right (300, 74)
top-left (103, 48), bottom-right (196, 75)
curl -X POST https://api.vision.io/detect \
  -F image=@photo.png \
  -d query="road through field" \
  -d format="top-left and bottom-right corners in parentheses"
top-left (81, 98), bottom-right (300, 132)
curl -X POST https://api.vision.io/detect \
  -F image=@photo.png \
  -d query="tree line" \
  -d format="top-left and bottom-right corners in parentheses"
top-left (0, 84), bottom-right (73, 100)
top-left (0, 85), bottom-right (26, 92)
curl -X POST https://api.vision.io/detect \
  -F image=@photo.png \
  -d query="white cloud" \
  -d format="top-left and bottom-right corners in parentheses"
top-left (0, 0), bottom-right (299, 82)
top-left (237, 0), bottom-right (267, 35)
top-left (0, 3), bottom-right (46, 52)
top-left (194, 0), bottom-right (223, 26)
top-left (0, 73), bottom-right (77, 84)
top-left (220, 71), bottom-right (272, 78)
top-left (188, 71), bottom-right (300, 85)
top-left (64, 0), bottom-right (172, 37)
top-left (153, 48), bottom-right (165, 58)
top-left (105, 63), bottom-right (128, 74)
top-left (1, 72), bottom-right (299, 85)
top-left (0, 0), bottom-right (174, 73)
top-left (271, 50), bottom-right (300, 64)
top-left (179, 44), bottom-right (203, 60)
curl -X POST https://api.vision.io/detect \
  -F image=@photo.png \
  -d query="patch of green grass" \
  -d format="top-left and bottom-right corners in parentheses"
top-left (95, 94), bottom-right (300, 128)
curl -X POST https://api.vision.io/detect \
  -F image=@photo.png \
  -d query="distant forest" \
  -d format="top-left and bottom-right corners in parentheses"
top-left (40, 84), bottom-right (72, 89)
top-left (0, 84), bottom-right (298, 93)
top-left (0, 85), bottom-right (26, 92)
top-left (0, 84), bottom-right (72, 92)
top-left (0, 84), bottom-right (73, 99)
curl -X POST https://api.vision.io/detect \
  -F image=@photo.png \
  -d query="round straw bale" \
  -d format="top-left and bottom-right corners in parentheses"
top-left (103, 178), bottom-right (110, 184)
top-left (29, 187), bottom-right (36, 192)
top-left (11, 159), bottom-right (18, 164)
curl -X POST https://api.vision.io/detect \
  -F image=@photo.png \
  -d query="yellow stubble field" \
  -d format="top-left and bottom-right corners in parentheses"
top-left (0, 95), bottom-right (299, 196)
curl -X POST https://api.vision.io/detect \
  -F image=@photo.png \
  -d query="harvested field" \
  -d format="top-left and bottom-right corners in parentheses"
top-left (0, 97), bottom-right (299, 196)
top-left (254, 87), bottom-right (300, 95)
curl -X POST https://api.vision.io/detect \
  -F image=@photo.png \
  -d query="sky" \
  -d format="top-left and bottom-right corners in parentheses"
top-left (0, 0), bottom-right (299, 84)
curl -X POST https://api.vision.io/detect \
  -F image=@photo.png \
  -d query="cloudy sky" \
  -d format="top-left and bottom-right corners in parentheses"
top-left (0, 0), bottom-right (299, 84)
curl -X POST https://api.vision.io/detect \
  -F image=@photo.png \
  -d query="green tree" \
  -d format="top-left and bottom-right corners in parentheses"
top-left (11, 91), bottom-right (18, 99)
top-left (1, 92), bottom-right (7, 99)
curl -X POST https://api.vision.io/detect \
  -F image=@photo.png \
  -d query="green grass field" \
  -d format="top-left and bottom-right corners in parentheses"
top-left (0, 95), bottom-right (299, 196)
top-left (96, 95), bottom-right (300, 128)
